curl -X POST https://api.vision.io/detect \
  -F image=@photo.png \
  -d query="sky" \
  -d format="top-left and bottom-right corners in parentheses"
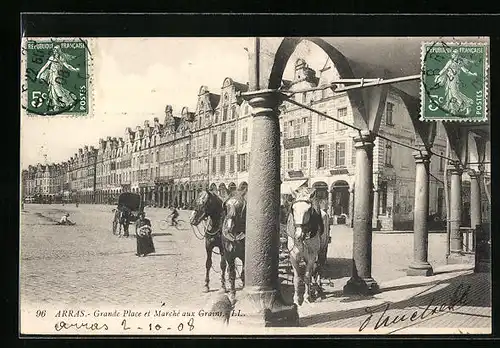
top-left (20, 38), bottom-right (330, 168)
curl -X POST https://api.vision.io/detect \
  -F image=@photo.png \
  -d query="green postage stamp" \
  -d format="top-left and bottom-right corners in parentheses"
top-left (420, 41), bottom-right (488, 122)
top-left (21, 38), bottom-right (94, 116)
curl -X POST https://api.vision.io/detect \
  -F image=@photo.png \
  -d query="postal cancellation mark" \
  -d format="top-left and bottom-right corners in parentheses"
top-left (22, 39), bottom-right (90, 116)
top-left (420, 41), bottom-right (488, 122)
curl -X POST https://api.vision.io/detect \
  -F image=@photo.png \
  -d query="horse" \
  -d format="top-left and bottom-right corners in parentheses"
top-left (221, 191), bottom-right (247, 301)
top-left (189, 190), bottom-right (227, 293)
top-left (286, 186), bottom-right (330, 306)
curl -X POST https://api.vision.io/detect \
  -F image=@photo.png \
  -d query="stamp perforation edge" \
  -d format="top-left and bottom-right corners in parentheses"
top-left (419, 40), bottom-right (489, 123)
top-left (20, 37), bottom-right (95, 118)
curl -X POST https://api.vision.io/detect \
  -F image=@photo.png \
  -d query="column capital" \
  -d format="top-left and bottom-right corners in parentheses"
top-left (353, 130), bottom-right (376, 148)
top-left (240, 89), bottom-right (284, 118)
top-left (448, 165), bottom-right (464, 176)
top-left (467, 169), bottom-right (481, 178)
top-left (412, 150), bottom-right (431, 163)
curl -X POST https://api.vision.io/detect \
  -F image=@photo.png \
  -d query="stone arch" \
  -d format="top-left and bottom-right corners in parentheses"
top-left (264, 38), bottom-right (366, 128)
top-left (238, 181), bottom-right (248, 192)
top-left (331, 180), bottom-right (350, 217)
top-left (218, 183), bottom-right (228, 199)
top-left (228, 182), bottom-right (237, 193)
top-left (312, 181), bottom-right (329, 210)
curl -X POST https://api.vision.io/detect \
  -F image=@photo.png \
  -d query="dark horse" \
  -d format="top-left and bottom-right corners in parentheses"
top-left (189, 190), bottom-right (227, 293)
top-left (221, 190), bottom-right (247, 301)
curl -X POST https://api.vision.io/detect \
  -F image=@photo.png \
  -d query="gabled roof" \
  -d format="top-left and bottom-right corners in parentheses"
top-left (208, 93), bottom-right (220, 110)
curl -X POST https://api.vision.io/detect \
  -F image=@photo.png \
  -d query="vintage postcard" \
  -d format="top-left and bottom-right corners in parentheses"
top-left (20, 36), bottom-right (491, 336)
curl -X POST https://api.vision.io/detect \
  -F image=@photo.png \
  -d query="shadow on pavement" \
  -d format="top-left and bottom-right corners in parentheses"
top-left (322, 258), bottom-right (352, 279)
top-left (298, 272), bottom-right (491, 328)
top-left (145, 253), bottom-right (181, 257)
top-left (151, 233), bottom-right (173, 237)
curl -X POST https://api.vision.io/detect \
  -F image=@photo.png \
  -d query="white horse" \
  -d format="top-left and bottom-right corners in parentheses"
top-left (287, 187), bottom-right (330, 306)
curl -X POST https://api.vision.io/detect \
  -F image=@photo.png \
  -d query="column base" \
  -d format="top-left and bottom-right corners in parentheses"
top-left (474, 260), bottom-right (490, 273)
top-left (447, 251), bottom-right (475, 265)
top-left (407, 262), bottom-right (433, 276)
top-left (229, 287), bottom-right (299, 328)
top-left (343, 276), bottom-right (380, 296)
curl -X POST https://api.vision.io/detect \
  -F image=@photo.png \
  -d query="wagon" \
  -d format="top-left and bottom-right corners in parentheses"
top-left (112, 192), bottom-right (142, 235)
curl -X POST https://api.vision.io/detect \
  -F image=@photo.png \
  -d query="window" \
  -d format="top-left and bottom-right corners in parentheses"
top-left (379, 181), bottom-right (388, 215)
top-left (223, 106), bottom-right (228, 121)
top-left (213, 134), bottom-right (218, 149)
top-left (214, 111), bottom-right (219, 123)
top-left (337, 107), bottom-right (348, 130)
top-left (218, 155), bottom-right (225, 173)
top-left (229, 154), bottom-right (235, 172)
top-left (287, 149), bottom-right (294, 170)
top-left (300, 147), bottom-right (308, 168)
top-left (221, 132), bottom-right (227, 147)
top-left (244, 104), bottom-right (249, 115)
top-left (237, 154), bottom-right (248, 172)
top-left (301, 117), bottom-right (308, 136)
top-left (204, 136), bottom-right (208, 150)
top-left (385, 141), bottom-right (392, 166)
top-left (386, 102), bottom-right (394, 125)
top-left (439, 152), bottom-right (444, 171)
top-left (317, 144), bottom-right (326, 169)
top-left (212, 157), bottom-right (217, 174)
top-left (283, 122), bottom-right (289, 139)
top-left (302, 93), bottom-right (306, 103)
top-left (242, 127), bottom-right (248, 143)
top-left (335, 142), bottom-right (346, 166)
top-left (293, 120), bottom-right (301, 138)
top-left (231, 105), bottom-right (237, 119)
top-left (318, 114), bottom-right (327, 134)
top-left (230, 129), bottom-right (235, 146)
top-left (198, 114), bottom-right (202, 128)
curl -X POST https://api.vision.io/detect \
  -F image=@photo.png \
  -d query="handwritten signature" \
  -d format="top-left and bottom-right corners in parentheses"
top-left (359, 283), bottom-right (471, 332)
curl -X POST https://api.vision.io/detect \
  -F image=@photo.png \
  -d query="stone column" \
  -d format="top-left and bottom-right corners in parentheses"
top-left (449, 165), bottom-right (463, 253)
top-left (344, 130), bottom-right (379, 295)
top-left (407, 150), bottom-right (433, 276)
top-left (372, 188), bottom-right (380, 229)
top-left (468, 169), bottom-right (482, 229)
top-left (235, 90), bottom-right (299, 326)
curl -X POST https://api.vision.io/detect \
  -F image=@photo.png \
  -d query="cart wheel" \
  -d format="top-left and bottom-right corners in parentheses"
top-left (159, 220), bottom-right (169, 231)
top-left (112, 219), bottom-right (118, 235)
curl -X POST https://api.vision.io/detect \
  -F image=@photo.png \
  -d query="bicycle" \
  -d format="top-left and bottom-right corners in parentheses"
top-left (159, 218), bottom-right (185, 230)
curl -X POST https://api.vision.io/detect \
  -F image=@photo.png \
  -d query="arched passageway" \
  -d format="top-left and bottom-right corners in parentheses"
top-left (330, 180), bottom-right (350, 217)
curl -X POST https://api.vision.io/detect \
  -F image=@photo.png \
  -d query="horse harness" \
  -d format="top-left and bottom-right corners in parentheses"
top-left (221, 198), bottom-right (246, 242)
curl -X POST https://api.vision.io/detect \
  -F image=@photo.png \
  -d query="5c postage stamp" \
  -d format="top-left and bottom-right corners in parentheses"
top-left (21, 38), bottom-right (94, 117)
top-left (420, 41), bottom-right (488, 122)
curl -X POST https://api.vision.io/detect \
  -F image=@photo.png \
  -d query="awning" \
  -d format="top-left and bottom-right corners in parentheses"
top-left (281, 179), bottom-right (308, 195)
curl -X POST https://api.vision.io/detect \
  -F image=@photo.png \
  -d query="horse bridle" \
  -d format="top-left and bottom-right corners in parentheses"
top-left (289, 199), bottom-right (315, 240)
top-left (191, 194), bottom-right (223, 238)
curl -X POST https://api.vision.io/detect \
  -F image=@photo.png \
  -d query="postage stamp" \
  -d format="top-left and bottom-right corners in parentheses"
top-left (420, 41), bottom-right (488, 122)
top-left (21, 38), bottom-right (94, 117)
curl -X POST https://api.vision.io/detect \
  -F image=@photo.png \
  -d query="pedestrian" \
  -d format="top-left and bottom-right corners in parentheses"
top-left (135, 211), bottom-right (155, 257)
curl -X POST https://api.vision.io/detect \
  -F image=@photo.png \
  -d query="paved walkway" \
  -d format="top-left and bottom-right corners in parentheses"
top-left (20, 204), bottom-right (491, 334)
top-left (295, 265), bottom-right (491, 333)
